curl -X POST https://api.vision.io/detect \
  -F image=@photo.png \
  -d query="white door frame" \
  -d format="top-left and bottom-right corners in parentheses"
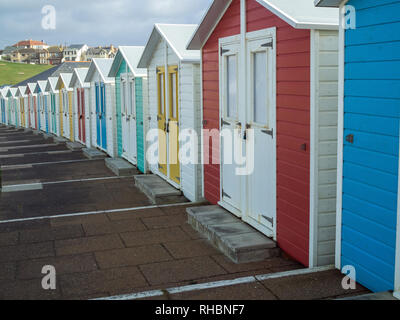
top-left (335, 2), bottom-right (346, 270)
top-left (395, 127), bottom-right (400, 298)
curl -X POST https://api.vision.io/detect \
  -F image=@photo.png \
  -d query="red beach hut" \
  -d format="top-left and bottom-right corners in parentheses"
top-left (187, 0), bottom-right (339, 267)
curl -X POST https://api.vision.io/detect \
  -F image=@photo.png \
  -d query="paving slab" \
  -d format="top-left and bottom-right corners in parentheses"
top-left (187, 206), bottom-right (279, 264)
top-left (338, 291), bottom-right (398, 300)
top-left (134, 174), bottom-right (188, 205)
top-left (83, 148), bottom-right (107, 160)
top-left (139, 256), bottom-right (228, 286)
top-left (105, 158), bottom-right (137, 176)
top-left (0, 150), bottom-right (86, 166)
top-left (260, 270), bottom-right (369, 300)
top-left (1, 159), bottom-right (115, 186)
top-left (53, 136), bottom-right (68, 143)
top-left (94, 245), bottom-right (173, 269)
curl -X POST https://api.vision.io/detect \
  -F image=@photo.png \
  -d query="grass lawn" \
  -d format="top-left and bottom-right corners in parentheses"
top-left (0, 61), bottom-right (53, 86)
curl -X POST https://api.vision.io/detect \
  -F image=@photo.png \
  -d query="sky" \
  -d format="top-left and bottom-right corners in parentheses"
top-left (0, 0), bottom-right (212, 49)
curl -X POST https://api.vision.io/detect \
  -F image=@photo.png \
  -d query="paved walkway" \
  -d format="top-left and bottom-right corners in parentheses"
top-left (0, 125), bottom-right (370, 300)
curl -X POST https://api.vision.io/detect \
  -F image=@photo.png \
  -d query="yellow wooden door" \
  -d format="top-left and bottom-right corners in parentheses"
top-left (68, 91), bottom-right (74, 141)
top-left (168, 66), bottom-right (180, 184)
top-left (20, 98), bottom-right (25, 126)
top-left (157, 67), bottom-right (167, 176)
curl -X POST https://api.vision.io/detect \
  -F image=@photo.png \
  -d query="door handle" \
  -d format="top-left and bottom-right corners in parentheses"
top-left (346, 134), bottom-right (354, 144)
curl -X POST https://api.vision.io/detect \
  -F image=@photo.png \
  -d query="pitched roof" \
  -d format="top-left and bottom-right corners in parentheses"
top-left (84, 58), bottom-right (114, 83)
top-left (87, 47), bottom-right (108, 55)
top-left (187, 0), bottom-right (339, 50)
top-left (65, 44), bottom-right (86, 50)
top-left (56, 73), bottom-right (73, 90)
top-left (138, 24), bottom-right (200, 68)
top-left (69, 68), bottom-right (90, 88)
top-left (34, 81), bottom-right (48, 94)
top-left (48, 46), bottom-right (63, 53)
top-left (25, 83), bottom-right (37, 95)
top-left (13, 40), bottom-right (47, 47)
top-left (45, 77), bottom-right (59, 92)
top-left (108, 46), bottom-right (147, 78)
top-left (0, 88), bottom-right (9, 99)
top-left (50, 62), bottom-right (91, 77)
top-left (16, 86), bottom-right (27, 97)
top-left (3, 46), bottom-right (18, 54)
top-left (7, 87), bottom-right (18, 98)
top-left (16, 48), bottom-right (37, 54)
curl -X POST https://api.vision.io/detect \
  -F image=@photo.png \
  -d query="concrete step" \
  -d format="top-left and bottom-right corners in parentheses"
top-left (53, 136), bottom-right (68, 143)
top-left (105, 158), bottom-right (137, 176)
top-left (134, 174), bottom-right (188, 205)
top-left (83, 148), bottom-right (107, 160)
top-left (66, 141), bottom-right (85, 151)
top-left (187, 205), bottom-right (280, 264)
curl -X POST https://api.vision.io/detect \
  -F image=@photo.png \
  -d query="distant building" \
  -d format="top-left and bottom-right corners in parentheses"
top-left (63, 44), bottom-right (88, 62)
top-left (10, 48), bottom-right (38, 64)
top-left (85, 45), bottom-right (117, 61)
top-left (13, 39), bottom-right (49, 50)
top-left (1, 46), bottom-right (19, 60)
top-left (39, 49), bottom-right (49, 64)
top-left (47, 46), bottom-right (64, 65)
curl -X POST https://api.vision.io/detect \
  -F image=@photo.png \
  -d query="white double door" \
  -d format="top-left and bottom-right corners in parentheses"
top-left (62, 90), bottom-right (70, 139)
top-left (39, 94), bottom-right (46, 131)
top-left (121, 74), bottom-right (137, 164)
top-left (219, 29), bottom-right (276, 238)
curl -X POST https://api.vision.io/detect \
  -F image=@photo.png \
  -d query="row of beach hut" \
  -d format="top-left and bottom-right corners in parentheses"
top-left (0, 0), bottom-right (399, 295)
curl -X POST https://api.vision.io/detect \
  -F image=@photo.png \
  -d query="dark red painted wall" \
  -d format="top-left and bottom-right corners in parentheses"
top-left (202, 0), bottom-right (311, 266)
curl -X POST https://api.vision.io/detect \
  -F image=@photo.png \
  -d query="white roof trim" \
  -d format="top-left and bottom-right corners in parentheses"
top-left (315, 0), bottom-right (342, 8)
top-left (188, 0), bottom-right (339, 50)
top-left (138, 24), bottom-right (200, 68)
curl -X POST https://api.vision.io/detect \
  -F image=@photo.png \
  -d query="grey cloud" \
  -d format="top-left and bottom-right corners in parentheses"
top-left (0, 0), bottom-right (211, 48)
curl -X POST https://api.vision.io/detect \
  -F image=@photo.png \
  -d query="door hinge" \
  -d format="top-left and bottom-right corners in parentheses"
top-left (261, 41), bottom-right (273, 49)
top-left (220, 48), bottom-right (229, 56)
top-left (262, 215), bottom-right (274, 227)
top-left (221, 118), bottom-right (230, 127)
top-left (222, 190), bottom-right (231, 199)
top-left (261, 128), bottom-right (273, 138)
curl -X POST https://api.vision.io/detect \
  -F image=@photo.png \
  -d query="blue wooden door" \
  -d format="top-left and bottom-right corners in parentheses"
top-left (100, 83), bottom-right (107, 150)
top-left (341, 0), bottom-right (400, 293)
top-left (95, 84), bottom-right (101, 148)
